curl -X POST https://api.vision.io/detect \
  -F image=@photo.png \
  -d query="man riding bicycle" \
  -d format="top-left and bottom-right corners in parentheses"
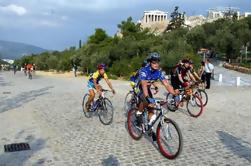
top-left (170, 59), bottom-right (197, 90)
top-left (129, 58), bottom-right (158, 95)
top-left (85, 63), bottom-right (115, 111)
top-left (136, 52), bottom-right (176, 139)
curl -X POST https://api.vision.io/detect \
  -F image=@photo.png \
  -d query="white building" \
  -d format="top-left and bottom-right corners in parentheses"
top-left (207, 7), bottom-right (240, 22)
top-left (139, 10), bottom-right (169, 34)
top-left (141, 10), bottom-right (168, 24)
top-left (244, 12), bottom-right (251, 17)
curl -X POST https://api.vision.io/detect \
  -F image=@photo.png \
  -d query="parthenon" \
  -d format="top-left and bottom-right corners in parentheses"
top-left (141, 10), bottom-right (168, 23)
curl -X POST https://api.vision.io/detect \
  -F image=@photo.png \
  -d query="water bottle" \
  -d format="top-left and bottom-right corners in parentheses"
top-left (148, 114), bottom-right (157, 126)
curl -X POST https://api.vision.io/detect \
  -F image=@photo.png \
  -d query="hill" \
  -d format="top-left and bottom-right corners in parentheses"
top-left (0, 40), bottom-right (47, 60)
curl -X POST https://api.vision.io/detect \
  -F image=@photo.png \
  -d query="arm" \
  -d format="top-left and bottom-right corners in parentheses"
top-left (104, 78), bottom-right (115, 93)
top-left (161, 79), bottom-right (176, 95)
top-left (189, 71), bottom-right (196, 82)
top-left (178, 74), bottom-right (185, 84)
top-left (141, 80), bottom-right (149, 97)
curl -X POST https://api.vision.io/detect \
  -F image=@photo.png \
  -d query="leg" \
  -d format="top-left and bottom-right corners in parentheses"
top-left (206, 73), bottom-right (211, 89)
top-left (86, 89), bottom-right (95, 110)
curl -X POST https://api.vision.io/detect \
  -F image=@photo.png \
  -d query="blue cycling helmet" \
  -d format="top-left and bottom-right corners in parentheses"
top-left (148, 52), bottom-right (160, 62)
top-left (97, 63), bottom-right (106, 70)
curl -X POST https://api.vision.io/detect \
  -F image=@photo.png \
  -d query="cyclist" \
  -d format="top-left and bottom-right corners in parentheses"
top-left (129, 58), bottom-right (159, 100)
top-left (85, 63), bottom-right (115, 111)
top-left (26, 63), bottom-right (33, 79)
top-left (170, 59), bottom-right (197, 90)
top-left (170, 59), bottom-right (197, 106)
top-left (136, 52), bottom-right (176, 140)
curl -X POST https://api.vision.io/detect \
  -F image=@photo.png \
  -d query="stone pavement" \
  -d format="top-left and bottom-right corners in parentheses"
top-left (0, 70), bottom-right (251, 166)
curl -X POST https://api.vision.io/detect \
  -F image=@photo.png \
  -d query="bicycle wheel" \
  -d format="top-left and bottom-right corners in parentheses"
top-left (98, 98), bottom-right (113, 125)
top-left (194, 89), bottom-right (208, 107)
top-left (127, 108), bottom-right (143, 140)
top-left (166, 93), bottom-right (178, 111)
top-left (82, 94), bottom-right (92, 118)
top-left (156, 118), bottom-right (183, 159)
top-left (123, 91), bottom-right (137, 114)
top-left (186, 94), bottom-right (203, 117)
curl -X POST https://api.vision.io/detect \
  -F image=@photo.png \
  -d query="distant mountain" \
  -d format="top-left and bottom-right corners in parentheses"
top-left (0, 40), bottom-right (47, 60)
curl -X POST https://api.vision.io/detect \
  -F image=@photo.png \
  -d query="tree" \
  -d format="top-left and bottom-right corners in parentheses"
top-left (165, 6), bottom-right (186, 32)
top-left (186, 26), bottom-right (206, 51)
top-left (88, 28), bottom-right (109, 44)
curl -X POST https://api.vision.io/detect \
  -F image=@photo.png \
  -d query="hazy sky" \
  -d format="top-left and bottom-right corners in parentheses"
top-left (0, 0), bottom-right (250, 50)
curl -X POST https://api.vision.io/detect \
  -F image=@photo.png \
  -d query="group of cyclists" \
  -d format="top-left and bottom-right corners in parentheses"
top-left (84, 51), bottom-right (204, 117)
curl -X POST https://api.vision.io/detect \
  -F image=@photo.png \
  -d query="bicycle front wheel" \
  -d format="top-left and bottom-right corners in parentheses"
top-left (98, 98), bottom-right (114, 125)
top-left (156, 118), bottom-right (183, 159)
top-left (123, 91), bottom-right (137, 114)
top-left (194, 89), bottom-right (208, 107)
top-left (166, 93), bottom-right (178, 111)
top-left (186, 94), bottom-right (203, 117)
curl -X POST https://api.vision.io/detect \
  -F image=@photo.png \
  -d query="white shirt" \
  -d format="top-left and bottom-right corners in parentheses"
top-left (205, 63), bottom-right (214, 73)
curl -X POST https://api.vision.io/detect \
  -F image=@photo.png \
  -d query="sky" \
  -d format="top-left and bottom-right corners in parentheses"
top-left (0, 0), bottom-right (251, 50)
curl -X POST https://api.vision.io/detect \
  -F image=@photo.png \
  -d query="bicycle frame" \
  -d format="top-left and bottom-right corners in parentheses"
top-left (90, 90), bottom-right (109, 112)
top-left (141, 101), bottom-right (168, 132)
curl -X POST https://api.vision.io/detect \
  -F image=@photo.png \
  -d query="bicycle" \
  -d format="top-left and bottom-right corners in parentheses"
top-left (28, 70), bottom-right (32, 80)
top-left (127, 98), bottom-right (183, 159)
top-left (82, 89), bottom-right (114, 125)
top-left (166, 83), bottom-right (204, 117)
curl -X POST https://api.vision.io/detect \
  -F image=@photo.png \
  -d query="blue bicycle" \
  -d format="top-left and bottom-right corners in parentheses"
top-left (82, 89), bottom-right (114, 125)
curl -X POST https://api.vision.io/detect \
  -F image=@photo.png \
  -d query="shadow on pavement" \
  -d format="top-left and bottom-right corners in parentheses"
top-left (0, 137), bottom-right (47, 166)
top-left (0, 86), bottom-right (54, 113)
top-left (101, 155), bottom-right (119, 166)
top-left (217, 131), bottom-right (251, 163)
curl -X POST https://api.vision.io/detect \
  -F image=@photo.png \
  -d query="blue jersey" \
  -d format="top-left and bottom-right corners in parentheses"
top-left (138, 65), bottom-right (165, 83)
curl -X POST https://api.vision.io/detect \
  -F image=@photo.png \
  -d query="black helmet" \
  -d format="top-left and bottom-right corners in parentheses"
top-left (148, 52), bottom-right (160, 62)
top-left (181, 59), bottom-right (190, 64)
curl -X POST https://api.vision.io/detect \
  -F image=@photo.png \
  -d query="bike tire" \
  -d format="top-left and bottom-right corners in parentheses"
top-left (186, 94), bottom-right (203, 117)
top-left (82, 94), bottom-right (92, 118)
top-left (127, 108), bottom-right (143, 140)
top-left (156, 118), bottom-right (183, 159)
top-left (98, 98), bottom-right (114, 125)
top-left (123, 91), bottom-right (137, 114)
top-left (194, 89), bottom-right (208, 107)
top-left (166, 93), bottom-right (178, 111)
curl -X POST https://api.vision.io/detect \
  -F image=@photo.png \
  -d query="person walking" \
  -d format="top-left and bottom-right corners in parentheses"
top-left (73, 64), bottom-right (78, 77)
top-left (204, 59), bottom-right (214, 89)
top-left (198, 61), bottom-right (206, 89)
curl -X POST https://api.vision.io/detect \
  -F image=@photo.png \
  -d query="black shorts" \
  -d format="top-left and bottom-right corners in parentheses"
top-left (171, 77), bottom-right (181, 90)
